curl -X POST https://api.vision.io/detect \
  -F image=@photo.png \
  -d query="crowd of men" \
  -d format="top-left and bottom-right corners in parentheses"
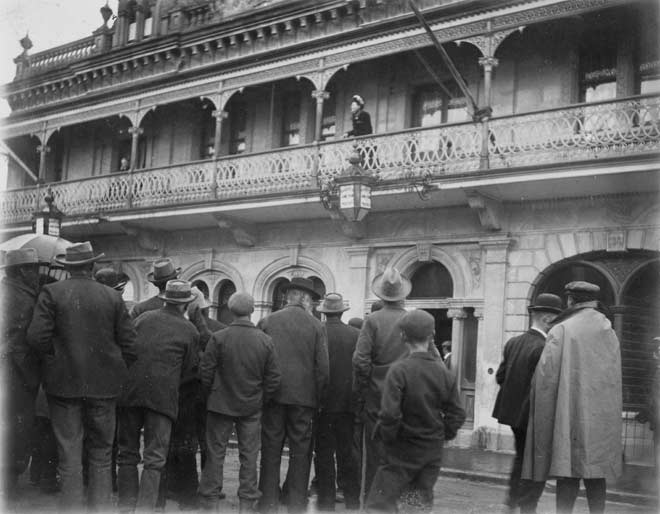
top-left (1, 239), bottom-right (657, 514)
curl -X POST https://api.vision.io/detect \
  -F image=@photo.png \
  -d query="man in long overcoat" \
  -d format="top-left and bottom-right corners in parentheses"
top-left (257, 277), bottom-right (329, 513)
top-left (492, 293), bottom-right (562, 513)
top-left (0, 248), bottom-right (42, 493)
top-left (117, 279), bottom-right (197, 512)
top-left (27, 241), bottom-right (137, 511)
top-left (315, 293), bottom-right (360, 511)
top-left (352, 267), bottom-right (411, 501)
top-left (522, 281), bottom-right (622, 514)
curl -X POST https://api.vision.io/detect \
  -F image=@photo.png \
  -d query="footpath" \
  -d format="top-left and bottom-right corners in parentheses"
top-left (439, 447), bottom-right (658, 509)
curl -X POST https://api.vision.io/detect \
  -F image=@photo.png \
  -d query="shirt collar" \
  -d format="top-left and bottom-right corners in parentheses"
top-left (231, 319), bottom-right (256, 328)
top-left (530, 326), bottom-right (548, 339)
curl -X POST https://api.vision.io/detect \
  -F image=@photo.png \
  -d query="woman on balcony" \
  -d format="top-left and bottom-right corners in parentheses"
top-left (345, 95), bottom-right (373, 137)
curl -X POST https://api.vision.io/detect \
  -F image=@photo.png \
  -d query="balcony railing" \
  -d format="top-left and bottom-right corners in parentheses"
top-left (1, 95), bottom-right (658, 226)
top-left (21, 36), bottom-right (97, 77)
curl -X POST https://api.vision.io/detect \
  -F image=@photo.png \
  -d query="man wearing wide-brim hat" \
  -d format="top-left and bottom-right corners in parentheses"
top-left (256, 277), bottom-right (329, 513)
top-left (522, 281), bottom-right (622, 514)
top-left (0, 248), bottom-right (43, 493)
top-left (314, 293), bottom-right (361, 510)
top-left (27, 241), bottom-right (137, 511)
top-left (117, 279), bottom-right (198, 512)
top-left (352, 267), bottom-right (411, 501)
top-left (492, 293), bottom-right (562, 513)
top-left (129, 258), bottom-right (181, 319)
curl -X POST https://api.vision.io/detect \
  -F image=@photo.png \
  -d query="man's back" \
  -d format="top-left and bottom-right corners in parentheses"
top-left (120, 308), bottom-right (196, 421)
top-left (324, 318), bottom-right (359, 413)
top-left (378, 353), bottom-right (465, 452)
top-left (28, 277), bottom-right (136, 399)
top-left (258, 304), bottom-right (328, 408)
top-left (130, 295), bottom-right (163, 319)
top-left (492, 329), bottom-right (545, 428)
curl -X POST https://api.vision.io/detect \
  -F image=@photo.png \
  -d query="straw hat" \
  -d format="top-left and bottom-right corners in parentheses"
top-left (54, 241), bottom-right (105, 266)
top-left (158, 279), bottom-right (196, 304)
top-left (316, 293), bottom-right (350, 314)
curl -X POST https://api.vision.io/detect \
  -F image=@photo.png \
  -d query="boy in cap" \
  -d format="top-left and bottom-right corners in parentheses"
top-left (117, 279), bottom-right (197, 512)
top-left (198, 292), bottom-right (280, 513)
top-left (366, 309), bottom-right (465, 512)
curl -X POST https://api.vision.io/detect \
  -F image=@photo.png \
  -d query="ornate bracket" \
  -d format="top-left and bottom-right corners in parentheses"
top-left (465, 190), bottom-right (502, 231)
top-left (214, 215), bottom-right (257, 247)
top-left (457, 24), bottom-right (524, 59)
top-left (119, 223), bottom-right (165, 252)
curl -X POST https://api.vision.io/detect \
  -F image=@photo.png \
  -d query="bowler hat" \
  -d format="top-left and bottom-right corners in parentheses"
top-left (348, 317), bottom-right (363, 329)
top-left (54, 241), bottom-right (105, 266)
top-left (158, 279), bottom-right (196, 304)
top-left (527, 293), bottom-right (563, 314)
top-left (94, 267), bottom-right (129, 291)
top-left (228, 292), bottom-right (254, 316)
top-left (371, 267), bottom-right (411, 302)
top-left (1, 248), bottom-right (40, 269)
top-left (147, 258), bottom-right (181, 284)
top-left (564, 281), bottom-right (600, 296)
top-left (316, 293), bottom-right (350, 314)
top-left (399, 309), bottom-right (435, 342)
top-left (282, 277), bottom-right (321, 300)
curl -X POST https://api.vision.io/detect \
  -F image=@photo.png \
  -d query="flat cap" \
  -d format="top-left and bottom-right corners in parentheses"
top-left (228, 292), bottom-right (254, 316)
top-left (398, 309), bottom-right (435, 342)
top-left (564, 281), bottom-right (600, 295)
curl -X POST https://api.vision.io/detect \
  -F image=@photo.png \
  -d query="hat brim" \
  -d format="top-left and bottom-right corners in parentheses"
top-left (371, 273), bottom-right (412, 302)
top-left (0, 260), bottom-right (45, 270)
top-left (282, 283), bottom-right (321, 300)
top-left (54, 253), bottom-right (105, 266)
top-left (316, 305), bottom-right (350, 313)
top-left (147, 267), bottom-right (182, 283)
top-left (158, 292), bottom-right (196, 304)
top-left (528, 306), bottom-right (562, 314)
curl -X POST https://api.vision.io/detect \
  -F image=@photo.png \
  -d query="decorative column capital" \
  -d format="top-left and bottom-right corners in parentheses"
top-left (311, 90), bottom-right (330, 104)
top-left (447, 308), bottom-right (467, 320)
top-left (36, 145), bottom-right (51, 154)
top-left (212, 109), bottom-right (229, 120)
top-left (128, 126), bottom-right (144, 137)
top-left (478, 56), bottom-right (499, 70)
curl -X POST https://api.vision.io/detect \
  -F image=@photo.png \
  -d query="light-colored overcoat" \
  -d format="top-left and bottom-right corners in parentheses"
top-left (522, 301), bottom-right (622, 482)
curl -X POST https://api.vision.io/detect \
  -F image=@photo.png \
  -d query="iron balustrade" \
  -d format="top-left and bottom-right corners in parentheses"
top-left (1, 94), bottom-right (658, 225)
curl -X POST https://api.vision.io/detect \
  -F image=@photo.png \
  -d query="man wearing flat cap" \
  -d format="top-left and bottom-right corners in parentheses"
top-left (366, 309), bottom-right (465, 512)
top-left (257, 277), bottom-right (329, 513)
top-left (27, 241), bottom-right (137, 511)
top-left (353, 267), bottom-right (411, 501)
top-left (315, 293), bottom-right (361, 511)
top-left (522, 281), bottom-right (622, 514)
top-left (0, 248), bottom-right (42, 493)
top-left (493, 293), bottom-right (563, 513)
top-left (198, 292), bottom-right (280, 513)
top-left (117, 279), bottom-right (197, 512)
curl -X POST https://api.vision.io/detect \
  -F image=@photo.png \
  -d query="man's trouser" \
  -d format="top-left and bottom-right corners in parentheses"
top-left (510, 427), bottom-right (545, 513)
top-left (258, 402), bottom-right (314, 513)
top-left (117, 406), bottom-right (172, 513)
top-left (48, 395), bottom-right (116, 511)
top-left (315, 411), bottom-right (360, 510)
top-left (361, 412), bottom-right (384, 505)
top-left (198, 411), bottom-right (262, 509)
top-left (556, 477), bottom-right (606, 514)
top-left (366, 441), bottom-right (442, 513)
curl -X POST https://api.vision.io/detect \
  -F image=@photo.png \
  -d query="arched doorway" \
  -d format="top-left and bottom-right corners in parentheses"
top-left (270, 274), bottom-right (326, 318)
top-left (407, 261), bottom-right (477, 425)
top-left (216, 279), bottom-right (237, 325)
top-left (533, 251), bottom-right (660, 465)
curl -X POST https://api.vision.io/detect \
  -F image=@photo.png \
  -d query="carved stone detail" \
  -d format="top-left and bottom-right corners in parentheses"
top-left (466, 190), bottom-right (502, 231)
top-left (119, 223), bottom-right (165, 252)
top-left (416, 242), bottom-right (432, 262)
top-left (214, 215), bottom-right (257, 247)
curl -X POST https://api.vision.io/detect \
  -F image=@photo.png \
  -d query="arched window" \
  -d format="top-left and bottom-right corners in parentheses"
top-left (271, 278), bottom-right (290, 313)
top-left (217, 280), bottom-right (236, 325)
top-left (409, 262), bottom-right (453, 298)
top-left (191, 279), bottom-right (209, 298)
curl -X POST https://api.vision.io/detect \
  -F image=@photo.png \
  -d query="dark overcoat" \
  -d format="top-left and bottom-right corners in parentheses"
top-left (257, 304), bottom-right (329, 408)
top-left (353, 304), bottom-right (408, 417)
top-left (522, 302), bottom-right (622, 482)
top-left (27, 277), bottom-right (137, 399)
top-left (1, 276), bottom-right (40, 391)
top-left (323, 317), bottom-right (359, 413)
top-left (119, 308), bottom-right (196, 421)
top-left (376, 353), bottom-right (466, 458)
top-left (201, 319), bottom-right (280, 417)
top-left (347, 110), bottom-right (373, 137)
top-left (129, 294), bottom-right (163, 319)
top-left (492, 328), bottom-right (546, 428)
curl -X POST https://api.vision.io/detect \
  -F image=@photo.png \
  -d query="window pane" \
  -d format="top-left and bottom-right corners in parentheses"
top-left (144, 16), bottom-right (153, 37)
top-left (128, 22), bottom-right (137, 41)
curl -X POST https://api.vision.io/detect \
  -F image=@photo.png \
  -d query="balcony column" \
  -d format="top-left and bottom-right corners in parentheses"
top-left (212, 109), bottom-right (228, 160)
top-left (135, 2), bottom-right (146, 41)
top-left (311, 90), bottom-right (330, 142)
top-left (37, 144), bottom-right (50, 182)
top-left (478, 56), bottom-right (498, 169)
top-left (128, 126), bottom-right (143, 171)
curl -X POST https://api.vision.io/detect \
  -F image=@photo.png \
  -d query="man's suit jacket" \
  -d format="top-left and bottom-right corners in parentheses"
top-left (323, 317), bottom-right (359, 413)
top-left (257, 304), bottom-right (328, 408)
top-left (27, 276), bottom-right (137, 399)
top-left (492, 328), bottom-right (546, 428)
